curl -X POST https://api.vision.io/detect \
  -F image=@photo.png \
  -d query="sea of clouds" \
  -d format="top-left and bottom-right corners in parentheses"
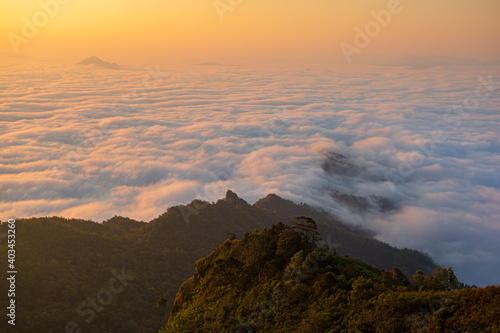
top-left (1, 59), bottom-right (499, 285)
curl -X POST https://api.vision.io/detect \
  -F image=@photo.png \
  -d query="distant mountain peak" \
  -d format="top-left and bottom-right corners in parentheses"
top-left (260, 193), bottom-right (282, 201)
top-left (79, 55), bottom-right (100, 62)
top-left (77, 56), bottom-right (120, 70)
top-left (223, 190), bottom-right (248, 205)
top-left (255, 193), bottom-right (294, 208)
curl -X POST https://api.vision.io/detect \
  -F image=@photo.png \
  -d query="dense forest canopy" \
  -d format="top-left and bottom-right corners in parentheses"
top-left (163, 223), bottom-right (499, 332)
top-left (0, 191), bottom-right (448, 332)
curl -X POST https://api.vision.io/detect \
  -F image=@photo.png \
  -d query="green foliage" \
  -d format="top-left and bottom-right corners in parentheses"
top-left (413, 266), bottom-right (460, 291)
top-left (292, 216), bottom-right (321, 244)
top-left (255, 194), bottom-right (437, 276)
top-left (163, 226), bottom-right (500, 333)
top-left (0, 191), bottom-right (440, 332)
top-left (0, 217), bottom-right (170, 332)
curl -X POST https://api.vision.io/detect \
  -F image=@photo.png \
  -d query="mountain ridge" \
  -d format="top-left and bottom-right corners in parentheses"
top-left (162, 224), bottom-right (498, 332)
top-left (0, 191), bottom-right (436, 332)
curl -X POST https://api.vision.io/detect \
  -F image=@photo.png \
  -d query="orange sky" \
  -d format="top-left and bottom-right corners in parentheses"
top-left (1, 0), bottom-right (499, 64)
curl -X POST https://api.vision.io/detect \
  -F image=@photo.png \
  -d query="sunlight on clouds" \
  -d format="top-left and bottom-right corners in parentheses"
top-left (1, 60), bottom-right (499, 286)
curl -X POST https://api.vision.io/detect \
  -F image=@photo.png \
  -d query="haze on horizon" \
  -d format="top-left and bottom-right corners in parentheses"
top-left (1, 0), bottom-right (499, 65)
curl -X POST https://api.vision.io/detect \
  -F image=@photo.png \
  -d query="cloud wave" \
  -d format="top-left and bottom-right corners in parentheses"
top-left (1, 59), bottom-right (499, 286)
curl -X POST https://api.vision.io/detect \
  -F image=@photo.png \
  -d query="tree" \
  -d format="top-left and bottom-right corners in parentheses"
top-left (292, 216), bottom-right (320, 244)
top-left (412, 270), bottom-right (426, 289)
top-left (432, 266), bottom-right (459, 291)
top-left (215, 257), bottom-right (242, 287)
top-left (413, 266), bottom-right (459, 291)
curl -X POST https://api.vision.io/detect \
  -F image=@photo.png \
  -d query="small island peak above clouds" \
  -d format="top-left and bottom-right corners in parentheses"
top-left (77, 56), bottom-right (120, 70)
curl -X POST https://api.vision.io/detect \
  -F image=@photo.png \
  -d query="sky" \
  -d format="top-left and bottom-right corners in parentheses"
top-left (1, 1), bottom-right (500, 286)
top-left (1, 0), bottom-right (500, 64)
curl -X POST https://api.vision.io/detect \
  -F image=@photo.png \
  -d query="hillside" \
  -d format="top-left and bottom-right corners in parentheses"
top-left (1, 191), bottom-right (435, 332)
top-left (163, 224), bottom-right (500, 332)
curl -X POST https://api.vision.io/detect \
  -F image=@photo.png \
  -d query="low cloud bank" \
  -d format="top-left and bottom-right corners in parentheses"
top-left (1, 60), bottom-right (499, 285)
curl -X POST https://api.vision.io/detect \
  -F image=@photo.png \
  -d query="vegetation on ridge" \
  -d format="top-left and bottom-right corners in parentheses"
top-left (163, 221), bottom-right (499, 332)
top-left (0, 191), bottom-right (438, 332)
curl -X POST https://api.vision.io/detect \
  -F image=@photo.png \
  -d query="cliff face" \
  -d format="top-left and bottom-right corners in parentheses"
top-left (162, 225), bottom-right (500, 333)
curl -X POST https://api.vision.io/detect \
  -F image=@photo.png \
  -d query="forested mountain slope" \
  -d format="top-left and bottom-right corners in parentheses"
top-left (1, 191), bottom-right (435, 332)
top-left (163, 224), bottom-right (499, 332)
